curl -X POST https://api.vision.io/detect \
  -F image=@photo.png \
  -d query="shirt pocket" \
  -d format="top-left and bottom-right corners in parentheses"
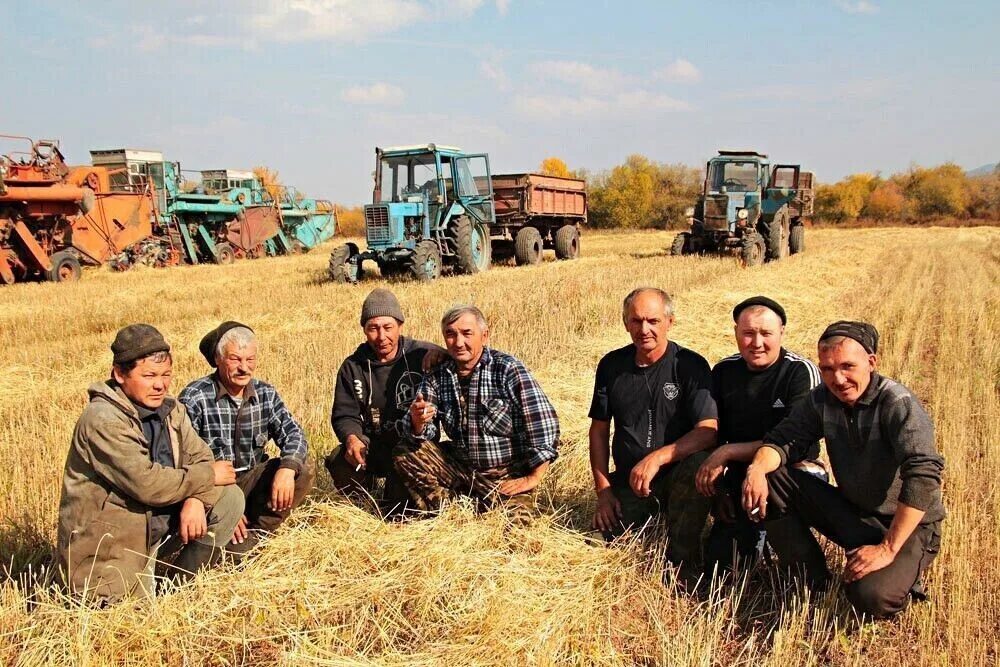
top-left (481, 398), bottom-right (514, 436)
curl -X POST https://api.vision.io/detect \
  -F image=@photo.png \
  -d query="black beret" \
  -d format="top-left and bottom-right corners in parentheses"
top-left (111, 323), bottom-right (170, 365)
top-left (199, 321), bottom-right (254, 367)
top-left (819, 320), bottom-right (879, 354)
top-left (732, 296), bottom-right (787, 325)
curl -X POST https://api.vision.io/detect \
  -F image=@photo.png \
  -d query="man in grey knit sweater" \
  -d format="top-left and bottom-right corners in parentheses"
top-left (742, 320), bottom-right (944, 619)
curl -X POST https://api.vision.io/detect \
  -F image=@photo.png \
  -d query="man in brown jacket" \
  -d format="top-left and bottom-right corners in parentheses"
top-left (57, 324), bottom-right (244, 603)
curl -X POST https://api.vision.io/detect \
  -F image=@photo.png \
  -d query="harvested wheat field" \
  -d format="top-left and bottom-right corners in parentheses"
top-left (0, 227), bottom-right (997, 665)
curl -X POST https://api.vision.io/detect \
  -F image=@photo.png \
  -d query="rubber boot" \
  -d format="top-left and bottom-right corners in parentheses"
top-left (764, 515), bottom-right (830, 591)
top-left (171, 541), bottom-right (224, 583)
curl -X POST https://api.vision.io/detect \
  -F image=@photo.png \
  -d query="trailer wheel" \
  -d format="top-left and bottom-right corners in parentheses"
top-left (740, 232), bottom-right (766, 267)
top-left (454, 217), bottom-right (491, 274)
top-left (670, 232), bottom-right (690, 256)
top-left (789, 224), bottom-right (805, 255)
top-left (765, 207), bottom-right (789, 262)
top-left (213, 243), bottom-right (236, 265)
top-left (554, 224), bottom-right (580, 259)
top-left (514, 227), bottom-right (543, 266)
top-left (409, 241), bottom-right (442, 282)
top-left (48, 251), bottom-right (82, 283)
top-left (329, 242), bottom-right (361, 283)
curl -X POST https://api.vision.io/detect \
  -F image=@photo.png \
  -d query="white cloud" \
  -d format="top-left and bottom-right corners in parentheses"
top-left (514, 91), bottom-right (690, 119)
top-left (341, 82), bottom-right (405, 105)
top-left (836, 1), bottom-right (878, 14)
top-left (249, 0), bottom-right (428, 42)
top-left (528, 60), bottom-right (631, 94)
top-left (659, 58), bottom-right (701, 83)
top-left (480, 61), bottom-right (511, 91)
top-left (495, 0), bottom-right (511, 16)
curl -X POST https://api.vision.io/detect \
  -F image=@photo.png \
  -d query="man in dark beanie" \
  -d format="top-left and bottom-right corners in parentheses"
top-left (180, 322), bottom-right (314, 557)
top-left (327, 288), bottom-right (443, 512)
top-left (742, 320), bottom-right (945, 619)
top-left (696, 296), bottom-right (826, 581)
top-left (57, 324), bottom-right (243, 602)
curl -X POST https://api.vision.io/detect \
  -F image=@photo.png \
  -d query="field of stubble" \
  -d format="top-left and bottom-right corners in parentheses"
top-left (0, 227), bottom-right (997, 666)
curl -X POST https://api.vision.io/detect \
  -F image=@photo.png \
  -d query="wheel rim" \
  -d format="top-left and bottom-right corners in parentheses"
top-left (58, 263), bottom-right (74, 281)
top-left (425, 255), bottom-right (438, 277)
top-left (471, 226), bottom-right (487, 269)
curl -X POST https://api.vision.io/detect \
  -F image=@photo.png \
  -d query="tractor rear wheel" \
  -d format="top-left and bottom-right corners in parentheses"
top-left (766, 208), bottom-right (789, 262)
top-left (741, 232), bottom-right (766, 267)
top-left (789, 224), bottom-right (805, 254)
top-left (554, 224), bottom-right (580, 259)
top-left (329, 243), bottom-right (361, 283)
top-left (213, 243), bottom-right (236, 265)
top-left (48, 251), bottom-right (82, 283)
top-left (514, 227), bottom-right (543, 266)
top-left (408, 241), bottom-right (442, 282)
top-left (454, 217), bottom-right (491, 274)
top-left (670, 232), bottom-right (690, 256)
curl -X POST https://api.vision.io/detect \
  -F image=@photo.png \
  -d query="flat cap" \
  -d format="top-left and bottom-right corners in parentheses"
top-left (199, 321), bottom-right (254, 367)
top-left (819, 320), bottom-right (879, 354)
top-left (733, 296), bottom-right (787, 325)
top-left (111, 323), bottom-right (170, 365)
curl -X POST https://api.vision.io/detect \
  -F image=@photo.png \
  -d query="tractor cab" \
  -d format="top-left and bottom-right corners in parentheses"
top-left (365, 143), bottom-right (493, 252)
top-left (696, 150), bottom-right (801, 234)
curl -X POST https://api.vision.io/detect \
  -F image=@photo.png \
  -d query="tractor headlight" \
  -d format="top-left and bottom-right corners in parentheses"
top-left (737, 208), bottom-right (749, 220)
top-left (684, 206), bottom-right (695, 218)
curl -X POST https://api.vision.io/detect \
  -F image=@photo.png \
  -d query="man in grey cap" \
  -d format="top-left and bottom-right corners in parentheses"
top-left (742, 320), bottom-right (945, 619)
top-left (57, 324), bottom-right (243, 603)
top-left (326, 288), bottom-right (443, 512)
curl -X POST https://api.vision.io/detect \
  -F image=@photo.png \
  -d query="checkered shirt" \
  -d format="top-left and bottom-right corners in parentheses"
top-left (179, 374), bottom-right (308, 474)
top-left (406, 347), bottom-right (559, 471)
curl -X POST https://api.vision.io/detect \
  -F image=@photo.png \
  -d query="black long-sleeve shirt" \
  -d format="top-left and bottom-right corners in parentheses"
top-left (763, 372), bottom-right (945, 523)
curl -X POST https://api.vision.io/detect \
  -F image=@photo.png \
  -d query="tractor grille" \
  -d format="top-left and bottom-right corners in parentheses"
top-left (702, 195), bottom-right (729, 231)
top-left (365, 205), bottom-right (391, 244)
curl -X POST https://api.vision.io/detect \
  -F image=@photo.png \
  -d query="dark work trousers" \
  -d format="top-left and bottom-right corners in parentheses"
top-left (326, 444), bottom-right (411, 510)
top-left (764, 465), bottom-right (942, 618)
top-left (237, 457), bottom-right (315, 533)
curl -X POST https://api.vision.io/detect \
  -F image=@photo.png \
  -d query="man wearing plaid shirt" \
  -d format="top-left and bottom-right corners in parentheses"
top-left (179, 321), bottom-right (315, 556)
top-left (396, 305), bottom-right (559, 520)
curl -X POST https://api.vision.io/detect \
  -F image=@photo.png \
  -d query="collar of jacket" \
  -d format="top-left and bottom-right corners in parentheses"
top-left (87, 381), bottom-right (177, 423)
top-left (212, 373), bottom-right (258, 402)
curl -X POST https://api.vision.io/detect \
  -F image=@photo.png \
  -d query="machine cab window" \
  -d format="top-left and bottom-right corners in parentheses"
top-left (709, 161), bottom-right (758, 193)
top-left (378, 153), bottom-right (442, 203)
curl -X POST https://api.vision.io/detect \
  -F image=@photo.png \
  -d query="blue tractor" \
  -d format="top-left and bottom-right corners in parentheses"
top-left (328, 144), bottom-right (493, 282)
top-left (671, 150), bottom-right (813, 266)
top-left (276, 187), bottom-right (337, 253)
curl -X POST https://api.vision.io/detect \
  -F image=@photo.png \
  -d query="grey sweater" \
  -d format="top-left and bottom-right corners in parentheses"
top-left (763, 372), bottom-right (945, 523)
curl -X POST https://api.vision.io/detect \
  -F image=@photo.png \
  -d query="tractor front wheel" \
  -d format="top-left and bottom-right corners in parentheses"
top-left (454, 217), bottom-right (491, 274)
top-left (741, 232), bottom-right (766, 267)
top-left (408, 241), bottom-right (442, 282)
top-left (48, 251), bottom-right (82, 283)
top-left (554, 224), bottom-right (580, 259)
top-left (670, 232), bottom-right (690, 256)
top-left (514, 227), bottom-right (543, 266)
top-left (329, 242), bottom-right (361, 283)
top-left (789, 224), bottom-right (805, 255)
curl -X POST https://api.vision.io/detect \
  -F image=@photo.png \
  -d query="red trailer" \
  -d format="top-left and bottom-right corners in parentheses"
top-left (489, 173), bottom-right (586, 265)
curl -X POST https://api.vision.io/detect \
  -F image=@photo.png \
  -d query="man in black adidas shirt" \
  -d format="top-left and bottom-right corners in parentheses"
top-left (589, 288), bottom-right (718, 574)
top-left (695, 296), bottom-right (824, 577)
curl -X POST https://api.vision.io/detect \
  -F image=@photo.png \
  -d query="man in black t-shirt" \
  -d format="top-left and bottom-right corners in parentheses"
top-left (589, 288), bottom-right (718, 574)
top-left (694, 296), bottom-right (824, 577)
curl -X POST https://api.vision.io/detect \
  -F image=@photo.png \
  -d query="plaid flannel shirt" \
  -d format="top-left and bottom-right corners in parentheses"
top-left (405, 347), bottom-right (559, 471)
top-left (179, 374), bottom-right (308, 474)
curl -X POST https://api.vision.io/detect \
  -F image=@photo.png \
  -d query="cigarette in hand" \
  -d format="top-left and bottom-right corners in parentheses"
top-left (750, 507), bottom-right (760, 516)
top-left (355, 464), bottom-right (363, 472)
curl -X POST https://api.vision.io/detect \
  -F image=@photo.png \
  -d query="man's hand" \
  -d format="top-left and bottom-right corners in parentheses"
top-left (179, 497), bottom-right (207, 545)
top-left (409, 392), bottom-right (436, 435)
top-left (629, 446), bottom-right (675, 497)
top-left (592, 487), bottom-right (623, 533)
top-left (344, 434), bottom-right (368, 470)
top-left (269, 468), bottom-right (296, 512)
top-left (213, 460), bottom-right (236, 486)
top-left (844, 543), bottom-right (896, 583)
top-left (421, 348), bottom-right (448, 373)
top-left (231, 514), bottom-right (249, 545)
top-left (742, 465), bottom-right (769, 522)
top-left (695, 447), bottom-right (730, 497)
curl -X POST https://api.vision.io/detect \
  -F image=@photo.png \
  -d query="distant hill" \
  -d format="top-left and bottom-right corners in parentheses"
top-left (967, 163), bottom-right (998, 177)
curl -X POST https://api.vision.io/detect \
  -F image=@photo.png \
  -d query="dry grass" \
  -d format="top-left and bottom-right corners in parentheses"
top-left (0, 227), bottom-right (997, 665)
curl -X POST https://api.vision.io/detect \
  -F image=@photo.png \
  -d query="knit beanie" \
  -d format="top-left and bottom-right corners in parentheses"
top-left (360, 288), bottom-right (404, 325)
top-left (199, 321), bottom-right (254, 367)
top-left (111, 324), bottom-right (170, 365)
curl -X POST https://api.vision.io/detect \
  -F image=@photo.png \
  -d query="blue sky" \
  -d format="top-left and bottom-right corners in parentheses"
top-left (2, 1), bottom-right (997, 204)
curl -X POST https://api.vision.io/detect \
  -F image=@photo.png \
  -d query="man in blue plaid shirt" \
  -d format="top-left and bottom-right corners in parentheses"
top-left (396, 305), bottom-right (559, 520)
top-left (179, 321), bottom-right (314, 556)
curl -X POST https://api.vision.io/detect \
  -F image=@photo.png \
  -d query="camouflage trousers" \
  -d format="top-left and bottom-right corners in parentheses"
top-left (604, 450), bottom-right (712, 570)
top-left (391, 440), bottom-right (536, 523)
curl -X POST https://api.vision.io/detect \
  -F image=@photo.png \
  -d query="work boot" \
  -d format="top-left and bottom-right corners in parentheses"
top-left (223, 531), bottom-right (261, 566)
top-left (170, 541), bottom-right (224, 583)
